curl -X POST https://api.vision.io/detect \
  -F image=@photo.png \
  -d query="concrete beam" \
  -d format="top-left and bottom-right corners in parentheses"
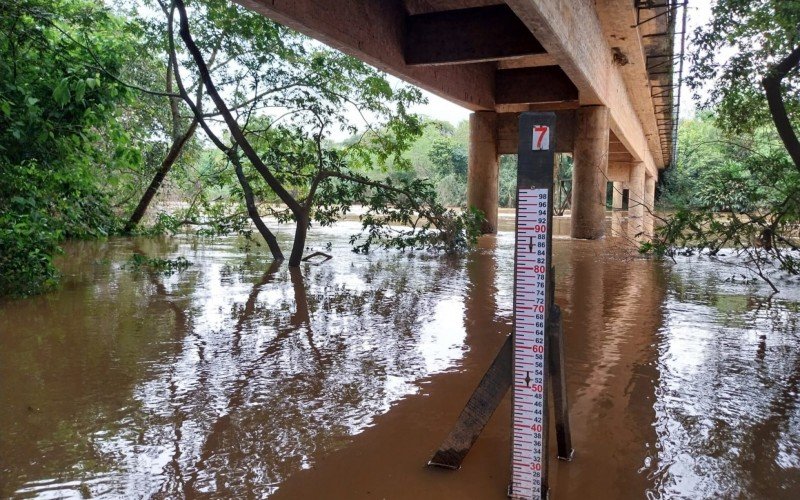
top-left (609, 139), bottom-right (634, 162)
top-left (235, 0), bottom-right (495, 110)
top-left (506, 0), bottom-right (664, 170)
top-left (594, 0), bottom-right (665, 168)
top-left (495, 66), bottom-right (578, 105)
top-left (607, 162), bottom-right (631, 183)
top-left (496, 101), bottom-right (580, 114)
top-left (405, 5), bottom-right (546, 66)
top-left (404, 0), bottom-right (504, 15)
top-left (238, 0), bottom-right (667, 177)
top-left (497, 53), bottom-right (557, 70)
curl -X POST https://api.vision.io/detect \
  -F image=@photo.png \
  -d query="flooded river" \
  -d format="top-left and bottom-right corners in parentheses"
top-left (1, 222), bottom-right (799, 498)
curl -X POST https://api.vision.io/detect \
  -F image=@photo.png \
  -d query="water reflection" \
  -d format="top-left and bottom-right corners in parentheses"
top-left (270, 232), bottom-right (511, 500)
top-left (1, 228), bottom-right (800, 498)
top-left (0, 226), bottom-right (470, 498)
top-left (648, 258), bottom-right (800, 499)
top-left (550, 239), bottom-right (665, 499)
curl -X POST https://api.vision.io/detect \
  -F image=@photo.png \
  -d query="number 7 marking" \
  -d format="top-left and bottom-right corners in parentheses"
top-left (532, 126), bottom-right (549, 150)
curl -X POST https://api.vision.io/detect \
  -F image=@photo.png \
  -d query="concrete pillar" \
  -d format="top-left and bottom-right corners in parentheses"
top-left (644, 175), bottom-right (656, 238)
top-left (611, 181), bottom-right (624, 236)
top-left (570, 106), bottom-right (609, 239)
top-left (467, 111), bottom-right (498, 234)
top-left (628, 162), bottom-right (646, 240)
top-left (612, 181), bottom-right (624, 210)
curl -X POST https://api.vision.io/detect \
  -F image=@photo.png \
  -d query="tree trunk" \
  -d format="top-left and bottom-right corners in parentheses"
top-left (175, 0), bottom-right (310, 266)
top-left (174, 0), bottom-right (306, 229)
top-left (763, 43), bottom-right (800, 171)
top-left (232, 156), bottom-right (284, 262)
top-left (289, 213), bottom-right (309, 267)
top-left (123, 119), bottom-right (198, 233)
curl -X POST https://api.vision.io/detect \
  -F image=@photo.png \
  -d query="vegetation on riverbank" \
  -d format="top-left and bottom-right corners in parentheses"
top-left (0, 0), bottom-right (136, 295)
top-left (0, 0), bottom-right (486, 297)
top-left (651, 0), bottom-right (800, 291)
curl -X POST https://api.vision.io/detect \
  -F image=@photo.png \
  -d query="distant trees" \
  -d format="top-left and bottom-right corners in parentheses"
top-left (427, 136), bottom-right (468, 206)
top-left (383, 118), bottom-right (519, 209)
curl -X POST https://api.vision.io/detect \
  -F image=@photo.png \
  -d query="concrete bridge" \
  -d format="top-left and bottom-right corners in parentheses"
top-left (235, 0), bottom-right (680, 239)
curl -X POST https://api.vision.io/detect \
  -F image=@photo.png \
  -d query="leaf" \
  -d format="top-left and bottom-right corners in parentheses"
top-left (75, 80), bottom-right (86, 102)
top-left (53, 80), bottom-right (71, 107)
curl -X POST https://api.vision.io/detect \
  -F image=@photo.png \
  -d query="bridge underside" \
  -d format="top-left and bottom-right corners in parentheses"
top-left (235, 0), bottom-right (677, 239)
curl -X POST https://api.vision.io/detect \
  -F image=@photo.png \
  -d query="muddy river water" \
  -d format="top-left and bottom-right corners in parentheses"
top-left (1, 222), bottom-right (800, 499)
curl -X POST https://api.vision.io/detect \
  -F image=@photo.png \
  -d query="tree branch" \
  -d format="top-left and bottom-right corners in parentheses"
top-left (41, 19), bottom-right (182, 98)
top-left (173, 0), bottom-right (303, 216)
top-left (231, 151), bottom-right (285, 261)
top-left (763, 43), bottom-right (800, 170)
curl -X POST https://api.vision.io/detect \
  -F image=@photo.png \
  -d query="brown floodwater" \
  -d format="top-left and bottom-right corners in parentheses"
top-left (1, 222), bottom-right (800, 499)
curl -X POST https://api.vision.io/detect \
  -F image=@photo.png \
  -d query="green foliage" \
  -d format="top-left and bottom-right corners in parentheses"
top-left (159, 0), bottom-right (484, 258)
top-left (428, 138), bottom-right (468, 177)
top-left (124, 253), bottom-right (192, 275)
top-left (344, 117), bottom-right (521, 210)
top-left (0, 0), bottom-right (138, 296)
top-left (1, 0), bottom-right (489, 295)
top-left (652, 115), bottom-right (800, 288)
top-left (0, 159), bottom-right (121, 297)
top-left (349, 183), bottom-right (486, 255)
top-left (688, 0), bottom-right (800, 135)
top-left (661, 114), bottom-right (796, 212)
top-left (0, 166), bottom-right (62, 296)
top-left (426, 136), bottom-right (468, 206)
top-left (134, 212), bottom-right (185, 236)
top-left (194, 121), bottom-right (483, 255)
top-left (499, 155), bottom-right (518, 208)
top-left (652, 2), bottom-right (800, 289)
top-left (148, 1), bottom-right (474, 259)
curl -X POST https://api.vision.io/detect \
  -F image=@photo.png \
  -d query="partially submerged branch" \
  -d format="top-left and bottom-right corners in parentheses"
top-left (174, 0), bottom-right (308, 265)
top-left (123, 117), bottom-right (199, 233)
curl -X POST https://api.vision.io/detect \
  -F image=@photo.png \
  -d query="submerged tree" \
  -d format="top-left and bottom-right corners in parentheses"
top-left (114, 0), bottom-right (304, 234)
top-left (651, 0), bottom-right (800, 291)
top-left (0, 0), bottom-right (484, 296)
top-left (163, 0), bottom-right (482, 266)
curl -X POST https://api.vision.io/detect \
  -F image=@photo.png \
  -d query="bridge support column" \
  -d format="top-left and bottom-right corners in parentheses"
top-left (628, 162), bottom-right (646, 240)
top-left (611, 181), bottom-right (624, 236)
top-left (570, 105), bottom-right (609, 239)
top-left (467, 111), bottom-right (498, 234)
top-left (644, 175), bottom-right (656, 238)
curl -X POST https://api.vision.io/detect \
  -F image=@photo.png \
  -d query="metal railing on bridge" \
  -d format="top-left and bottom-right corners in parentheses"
top-left (634, 0), bottom-right (689, 168)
